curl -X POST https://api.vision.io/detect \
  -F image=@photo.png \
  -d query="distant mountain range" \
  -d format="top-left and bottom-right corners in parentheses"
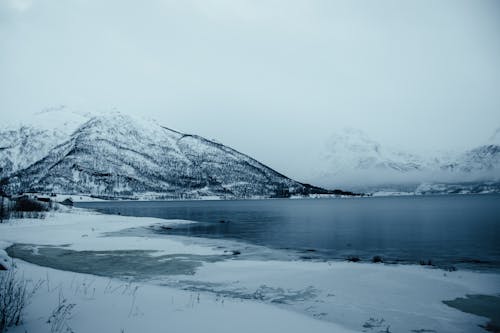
top-left (313, 128), bottom-right (500, 194)
top-left (0, 109), bottom-right (333, 199)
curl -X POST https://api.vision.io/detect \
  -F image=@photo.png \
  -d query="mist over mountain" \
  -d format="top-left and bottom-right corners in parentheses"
top-left (0, 109), bottom-right (330, 199)
top-left (312, 128), bottom-right (500, 194)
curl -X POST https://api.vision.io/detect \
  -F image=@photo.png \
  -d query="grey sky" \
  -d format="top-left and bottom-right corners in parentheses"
top-left (1, 0), bottom-right (499, 182)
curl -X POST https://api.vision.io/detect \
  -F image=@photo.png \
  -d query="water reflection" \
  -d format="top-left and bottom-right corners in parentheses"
top-left (77, 195), bottom-right (500, 271)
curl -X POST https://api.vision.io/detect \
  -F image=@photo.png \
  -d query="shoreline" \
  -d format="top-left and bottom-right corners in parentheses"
top-left (11, 191), bottom-right (500, 205)
top-left (75, 196), bottom-right (500, 273)
top-left (1, 209), bottom-right (500, 332)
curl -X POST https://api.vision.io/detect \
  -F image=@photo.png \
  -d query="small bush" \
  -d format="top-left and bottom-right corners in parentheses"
top-left (0, 268), bottom-right (39, 332)
top-left (0, 197), bottom-right (9, 223)
top-left (47, 293), bottom-right (75, 333)
top-left (13, 198), bottom-right (48, 212)
top-left (0, 197), bottom-right (52, 221)
top-left (347, 256), bottom-right (361, 262)
top-left (419, 260), bottom-right (434, 266)
top-left (372, 256), bottom-right (383, 263)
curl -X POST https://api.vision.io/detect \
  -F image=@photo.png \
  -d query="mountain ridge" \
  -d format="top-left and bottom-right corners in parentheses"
top-left (1, 112), bottom-right (335, 199)
top-left (314, 128), bottom-right (500, 193)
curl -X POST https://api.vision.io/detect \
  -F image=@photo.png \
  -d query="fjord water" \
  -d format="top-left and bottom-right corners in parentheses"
top-left (76, 195), bottom-right (500, 271)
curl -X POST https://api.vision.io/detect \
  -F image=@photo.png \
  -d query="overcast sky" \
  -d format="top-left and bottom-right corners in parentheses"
top-left (1, 0), bottom-right (499, 182)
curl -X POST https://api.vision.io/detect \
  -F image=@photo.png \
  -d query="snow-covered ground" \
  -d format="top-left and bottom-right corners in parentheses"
top-left (1, 209), bottom-right (499, 332)
top-left (50, 194), bottom-right (107, 202)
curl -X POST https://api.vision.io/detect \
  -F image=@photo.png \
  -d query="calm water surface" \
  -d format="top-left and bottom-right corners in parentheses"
top-left (76, 195), bottom-right (500, 271)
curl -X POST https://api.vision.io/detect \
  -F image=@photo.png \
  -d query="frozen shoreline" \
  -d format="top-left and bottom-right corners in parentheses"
top-left (1, 209), bottom-right (500, 332)
top-left (27, 191), bottom-right (500, 205)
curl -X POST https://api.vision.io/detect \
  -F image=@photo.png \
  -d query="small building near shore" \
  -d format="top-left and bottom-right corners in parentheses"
top-left (60, 198), bottom-right (74, 207)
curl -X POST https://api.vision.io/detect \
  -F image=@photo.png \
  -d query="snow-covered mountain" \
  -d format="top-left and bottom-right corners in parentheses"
top-left (2, 111), bottom-right (328, 199)
top-left (442, 144), bottom-right (500, 176)
top-left (0, 106), bottom-right (90, 179)
top-left (440, 129), bottom-right (500, 177)
top-left (3, 111), bottom-right (497, 198)
top-left (322, 128), bottom-right (426, 174)
top-left (314, 128), bottom-right (500, 193)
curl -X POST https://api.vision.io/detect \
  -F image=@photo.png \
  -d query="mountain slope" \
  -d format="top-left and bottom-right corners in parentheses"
top-left (315, 129), bottom-right (429, 189)
top-left (0, 107), bottom-right (89, 178)
top-left (4, 113), bottom-right (327, 199)
top-left (322, 128), bottom-right (426, 175)
top-left (314, 128), bottom-right (500, 192)
top-left (443, 144), bottom-right (500, 176)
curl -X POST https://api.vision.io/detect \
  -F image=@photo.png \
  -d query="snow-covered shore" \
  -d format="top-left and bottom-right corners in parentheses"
top-left (1, 209), bottom-right (499, 332)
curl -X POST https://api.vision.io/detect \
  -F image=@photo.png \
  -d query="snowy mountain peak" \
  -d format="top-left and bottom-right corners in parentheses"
top-left (322, 128), bottom-right (424, 177)
top-left (0, 108), bottom-right (94, 178)
top-left (7, 105), bottom-right (91, 134)
top-left (314, 127), bottom-right (500, 191)
top-left (325, 128), bottom-right (381, 156)
top-left (2, 111), bottom-right (328, 199)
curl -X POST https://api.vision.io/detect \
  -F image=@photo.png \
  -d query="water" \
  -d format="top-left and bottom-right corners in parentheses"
top-left (76, 195), bottom-right (500, 271)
